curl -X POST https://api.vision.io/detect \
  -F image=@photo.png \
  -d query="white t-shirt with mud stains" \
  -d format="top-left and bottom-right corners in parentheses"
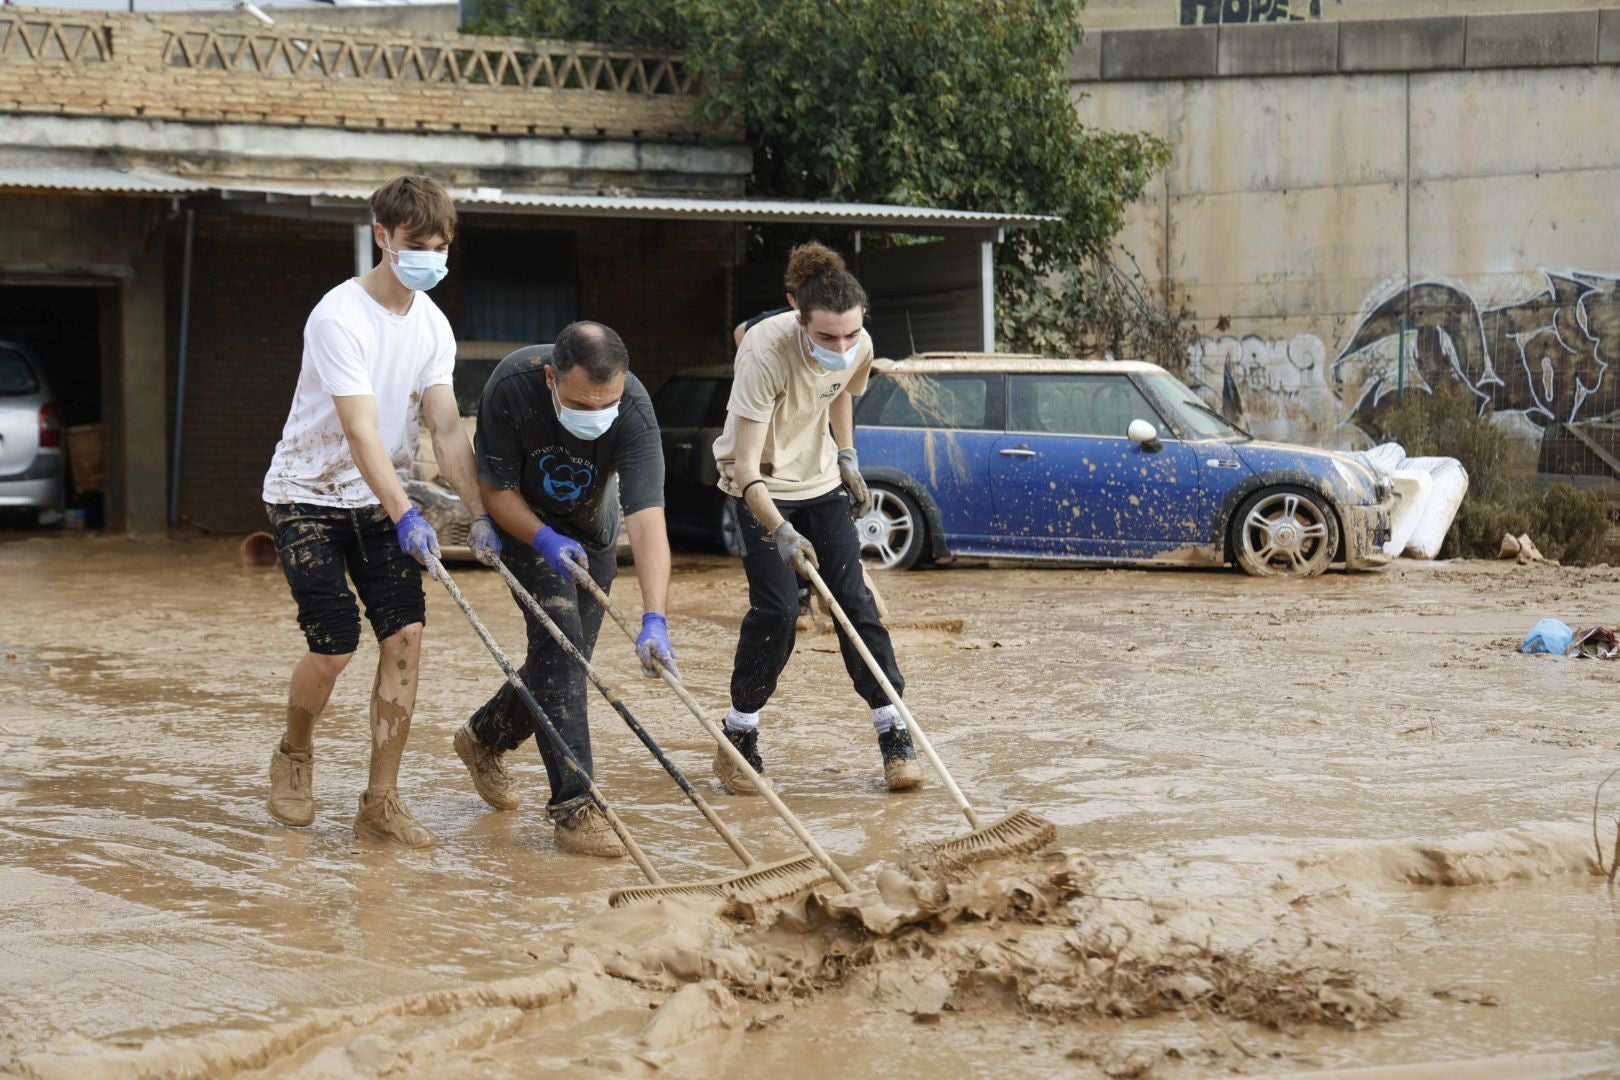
top-left (262, 278), bottom-right (455, 508)
top-left (712, 310), bottom-right (873, 502)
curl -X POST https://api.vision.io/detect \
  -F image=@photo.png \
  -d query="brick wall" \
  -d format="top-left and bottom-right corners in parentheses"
top-left (573, 218), bottom-right (736, 389)
top-left (172, 213), bottom-right (735, 531)
top-left (169, 213), bottom-right (352, 532)
top-left (0, 6), bottom-right (705, 139)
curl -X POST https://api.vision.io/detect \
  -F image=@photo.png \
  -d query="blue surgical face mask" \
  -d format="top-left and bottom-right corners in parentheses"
top-left (806, 333), bottom-right (861, 372)
top-left (381, 236), bottom-right (449, 292)
top-left (553, 386), bottom-right (619, 441)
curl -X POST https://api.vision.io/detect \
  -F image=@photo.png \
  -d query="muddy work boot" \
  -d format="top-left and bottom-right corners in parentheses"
top-left (712, 726), bottom-right (766, 796)
top-left (267, 743), bottom-right (315, 827)
top-left (454, 723), bottom-right (519, 811)
top-left (553, 803), bottom-right (627, 858)
top-left (353, 787), bottom-right (437, 849)
top-left (878, 727), bottom-right (925, 791)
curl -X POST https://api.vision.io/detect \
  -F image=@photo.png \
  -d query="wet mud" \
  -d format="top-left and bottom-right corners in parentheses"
top-left (1, 536), bottom-right (1618, 1077)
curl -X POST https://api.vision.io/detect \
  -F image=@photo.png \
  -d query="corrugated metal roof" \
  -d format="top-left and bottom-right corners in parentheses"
top-left (0, 168), bottom-right (1055, 230)
top-left (0, 167), bottom-right (211, 195)
top-left (215, 182), bottom-right (1057, 230)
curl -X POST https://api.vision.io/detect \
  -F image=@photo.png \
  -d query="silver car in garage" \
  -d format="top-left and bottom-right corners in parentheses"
top-left (0, 340), bottom-right (63, 524)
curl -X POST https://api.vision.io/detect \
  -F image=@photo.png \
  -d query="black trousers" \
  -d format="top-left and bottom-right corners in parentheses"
top-left (467, 538), bottom-right (616, 819)
top-left (731, 488), bottom-right (903, 714)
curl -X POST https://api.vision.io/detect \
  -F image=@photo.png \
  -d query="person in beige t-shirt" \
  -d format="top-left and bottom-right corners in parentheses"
top-left (710, 242), bottom-right (924, 796)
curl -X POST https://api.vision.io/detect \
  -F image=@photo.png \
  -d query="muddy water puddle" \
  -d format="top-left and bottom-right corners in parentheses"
top-left (1, 536), bottom-right (1618, 1076)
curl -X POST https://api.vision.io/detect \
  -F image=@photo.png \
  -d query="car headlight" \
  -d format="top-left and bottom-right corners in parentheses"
top-left (1332, 458), bottom-right (1377, 503)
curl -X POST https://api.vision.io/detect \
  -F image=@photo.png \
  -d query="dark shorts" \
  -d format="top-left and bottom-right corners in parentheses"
top-left (266, 501), bottom-right (426, 656)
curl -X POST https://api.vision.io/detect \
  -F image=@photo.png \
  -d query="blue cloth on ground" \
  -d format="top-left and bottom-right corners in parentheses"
top-left (1521, 618), bottom-right (1573, 655)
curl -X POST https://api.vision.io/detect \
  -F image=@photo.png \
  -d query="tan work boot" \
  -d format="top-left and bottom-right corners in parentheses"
top-left (712, 726), bottom-right (766, 796)
top-left (353, 787), bottom-right (436, 849)
top-left (268, 743), bottom-right (315, 827)
top-left (454, 723), bottom-right (519, 811)
top-left (553, 803), bottom-right (626, 858)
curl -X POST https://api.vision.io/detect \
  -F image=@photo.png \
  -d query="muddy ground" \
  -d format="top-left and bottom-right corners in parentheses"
top-left (1, 535), bottom-right (1617, 1078)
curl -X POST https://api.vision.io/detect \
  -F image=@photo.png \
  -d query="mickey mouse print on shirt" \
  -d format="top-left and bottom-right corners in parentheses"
top-left (536, 450), bottom-right (595, 507)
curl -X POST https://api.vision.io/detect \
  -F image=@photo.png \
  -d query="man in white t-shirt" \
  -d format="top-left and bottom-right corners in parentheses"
top-left (261, 175), bottom-right (497, 848)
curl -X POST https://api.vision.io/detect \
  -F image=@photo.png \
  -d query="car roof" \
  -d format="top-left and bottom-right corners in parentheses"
top-left (667, 355), bottom-right (1169, 380)
top-left (873, 353), bottom-right (1168, 376)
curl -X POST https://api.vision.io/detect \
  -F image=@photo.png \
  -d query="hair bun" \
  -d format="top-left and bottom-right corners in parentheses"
top-left (785, 241), bottom-right (846, 288)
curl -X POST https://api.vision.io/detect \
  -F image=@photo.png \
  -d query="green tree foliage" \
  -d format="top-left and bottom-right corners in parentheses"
top-left (467, 0), bottom-right (1170, 355)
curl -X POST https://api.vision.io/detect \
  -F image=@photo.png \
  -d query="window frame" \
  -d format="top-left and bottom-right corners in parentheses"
top-left (1003, 372), bottom-right (1172, 441)
top-left (858, 372), bottom-right (1005, 433)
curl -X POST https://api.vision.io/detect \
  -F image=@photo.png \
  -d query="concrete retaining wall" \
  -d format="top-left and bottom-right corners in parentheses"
top-left (1073, 11), bottom-right (1620, 451)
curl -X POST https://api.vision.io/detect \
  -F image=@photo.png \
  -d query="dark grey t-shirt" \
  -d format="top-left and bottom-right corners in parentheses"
top-left (474, 345), bottom-right (664, 550)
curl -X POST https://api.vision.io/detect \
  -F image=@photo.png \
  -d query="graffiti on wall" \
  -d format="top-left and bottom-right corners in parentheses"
top-left (1179, 0), bottom-right (1321, 25)
top-left (1332, 271), bottom-right (1620, 438)
top-left (1185, 332), bottom-right (1336, 441)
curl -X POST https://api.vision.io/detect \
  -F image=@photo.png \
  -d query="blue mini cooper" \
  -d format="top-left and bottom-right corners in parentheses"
top-left (849, 354), bottom-right (1394, 577)
top-left (651, 355), bottom-right (1394, 578)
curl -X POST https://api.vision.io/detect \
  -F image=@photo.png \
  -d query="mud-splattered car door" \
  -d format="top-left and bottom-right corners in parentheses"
top-left (989, 373), bottom-right (1204, 558)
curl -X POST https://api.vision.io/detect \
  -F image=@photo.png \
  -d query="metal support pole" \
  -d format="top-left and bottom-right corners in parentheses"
top-left (167, 209), bottom-right (195, 525)
top-left (979, 238), bottom-right (996, 353)
top-left (354, 223), bottom-right (374, 275)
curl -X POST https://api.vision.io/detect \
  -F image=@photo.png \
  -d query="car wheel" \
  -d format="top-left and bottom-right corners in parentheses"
top-left (1231, 485), bottom-right (1339, 578)
top-left (720, 498), bottom-right (743, 558)
top-left (857, 484), bottom-right (926, 570)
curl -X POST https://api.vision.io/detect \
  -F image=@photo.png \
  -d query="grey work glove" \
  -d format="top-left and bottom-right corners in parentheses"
top-left (771, 521), bottom-right (819, 571)
top-left (837, 447), bottom-right (871, 516)
top-left (468, 513), bottom-right (503, 567)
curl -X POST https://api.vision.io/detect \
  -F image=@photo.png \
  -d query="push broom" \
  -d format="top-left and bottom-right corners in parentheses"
top-left (428, 554), bottom-right (838, 906)
top-left (566, 570), bottom-right (858, 897)
top-left (488, 559), bottom-right (833, 907)
top-left (796, 557), bottom-right (1056, 863)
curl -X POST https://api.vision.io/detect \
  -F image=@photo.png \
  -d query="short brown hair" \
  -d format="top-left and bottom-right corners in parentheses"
top-left (370, 175), bottom-right (457, 243)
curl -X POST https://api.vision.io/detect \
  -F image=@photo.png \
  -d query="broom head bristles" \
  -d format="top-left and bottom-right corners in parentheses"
top-left (923, 808), bottom-right (1057, 863)
top-left (608, 855), bottom-right (832, 909)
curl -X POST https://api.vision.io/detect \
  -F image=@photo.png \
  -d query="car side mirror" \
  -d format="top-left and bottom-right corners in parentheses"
top-left (1128, 419), bottom-right (1162, 453)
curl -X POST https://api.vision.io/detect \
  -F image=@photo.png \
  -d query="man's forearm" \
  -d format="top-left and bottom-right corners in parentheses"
top-left (482, 483), bottom-right (542, 543)
top-left (625, 508), bottom-right (671, 613)
top-left (349, 430), bottom-right (413, 521)
top-left (829, 391), bottom-right (855, 449)
top-left (730, 417), bottom-right (784, 533)
top-left (433, 432), bottom-right (485, 517)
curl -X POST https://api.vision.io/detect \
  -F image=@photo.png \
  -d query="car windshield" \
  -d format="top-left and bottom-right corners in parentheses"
top-left (0, 348), bottom-right (38, 395)
top-left (653, 376), bottom-right (731, 428)
top-left (1141, 373), bottom-right (1250, 441)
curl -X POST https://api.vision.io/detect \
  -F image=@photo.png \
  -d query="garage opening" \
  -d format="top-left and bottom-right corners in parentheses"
top-left (0, 285), bottom-right (110, 531)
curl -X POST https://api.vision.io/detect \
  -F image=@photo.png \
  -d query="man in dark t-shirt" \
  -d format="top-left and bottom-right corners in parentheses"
top-left (454, 321), bottom-right (673, 858)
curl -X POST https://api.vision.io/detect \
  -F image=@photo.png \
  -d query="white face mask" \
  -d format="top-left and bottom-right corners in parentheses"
top-left (553, 386), bottom-right (619, 441)
top-left (379, 234), bottom-right (448, 291)
top-left (805, 332), bottom-right (861, 372)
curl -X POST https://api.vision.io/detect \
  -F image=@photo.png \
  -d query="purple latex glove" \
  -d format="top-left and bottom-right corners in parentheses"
top-left (635, 612), bottom-right (679, 679)
top-left (468, 513), bottom-right (502, 566)
top-left (394, 506), bottom-right (440, 567)
top-left (531, 524), bottom-right (587, 579)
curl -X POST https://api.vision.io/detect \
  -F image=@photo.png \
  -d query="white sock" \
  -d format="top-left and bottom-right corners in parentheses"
top-left (871, 705), bottom-right (905, 735)
top-left (725, 707), bottom-right (760, 734)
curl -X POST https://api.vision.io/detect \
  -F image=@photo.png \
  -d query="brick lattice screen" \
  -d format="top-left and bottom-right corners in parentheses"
top-left (0, 7), bottom-right (703, 136)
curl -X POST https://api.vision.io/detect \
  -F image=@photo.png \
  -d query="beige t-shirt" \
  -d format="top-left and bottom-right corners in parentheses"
top-left (713, 310), bottom-right (874, 501)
